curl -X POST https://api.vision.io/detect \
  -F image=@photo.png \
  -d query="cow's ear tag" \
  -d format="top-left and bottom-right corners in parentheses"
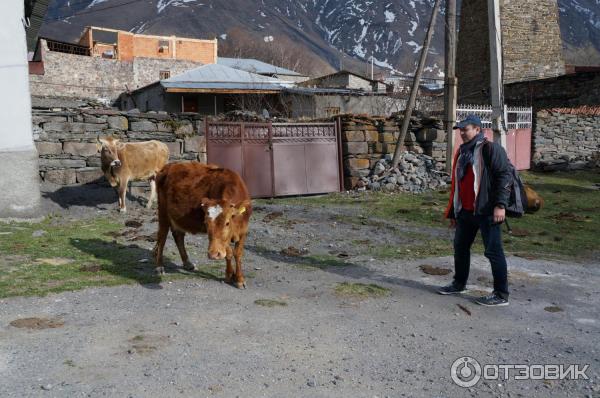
top-left (238, 206), bottom-right (246, 215)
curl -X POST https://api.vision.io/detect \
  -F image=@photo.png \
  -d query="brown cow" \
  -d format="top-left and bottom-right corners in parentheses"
top-left (153, 162), bottom-right (252, 288)
top-left (97, 136), bottom-right (169, 212)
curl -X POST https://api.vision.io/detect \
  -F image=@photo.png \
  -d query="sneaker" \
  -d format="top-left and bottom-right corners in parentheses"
top-left (475, 292), bottom-right (509, 306)
top-left (438, 282), bottom-right (466, 295)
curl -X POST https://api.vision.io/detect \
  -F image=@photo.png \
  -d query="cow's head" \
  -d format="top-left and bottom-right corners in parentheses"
top-left (201, 198), bottom-right (250, 260)
top-left (97, 136), bottom-right (122, 186)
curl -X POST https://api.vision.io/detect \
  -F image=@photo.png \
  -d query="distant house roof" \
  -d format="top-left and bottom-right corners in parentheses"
top-left (218, 57), bottom-right (304, 77)
top-left (158, 63), bottom-right (292, 93)
top-left (301, 70), bottom-right (387, 86)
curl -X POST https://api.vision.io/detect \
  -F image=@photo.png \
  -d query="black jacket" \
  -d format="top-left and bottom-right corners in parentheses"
top-left (445, 139), bottom-right (512, 219)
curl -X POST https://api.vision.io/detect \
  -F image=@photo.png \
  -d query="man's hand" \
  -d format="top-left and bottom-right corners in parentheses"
top-left (493, 206), bottom-right (506, 224)
top-left (449, 218), bottom-right (457, 228)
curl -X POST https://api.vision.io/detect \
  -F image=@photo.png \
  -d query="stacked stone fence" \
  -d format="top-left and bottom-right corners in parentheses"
top-left (340, 114), bottom-right (446, 189)
top-left (33, 108), bottom-right (206, 192)
top-left (533, 107), bottom-right (600, 170)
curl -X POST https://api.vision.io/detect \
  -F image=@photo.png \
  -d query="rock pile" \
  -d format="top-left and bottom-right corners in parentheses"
top-left (356, 152), bottom-right (450, 192)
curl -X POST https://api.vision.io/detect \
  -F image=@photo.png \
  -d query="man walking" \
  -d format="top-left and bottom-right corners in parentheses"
top-left (438, 115), bottom-right (512, 306)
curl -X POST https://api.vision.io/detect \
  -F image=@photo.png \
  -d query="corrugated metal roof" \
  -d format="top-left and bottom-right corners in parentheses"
top-left (26, 0), bottom-right (51, 52)
top-left (161, 64), bottom-right (291, 91)
top-left (218, 57), bottom-right (303, 77)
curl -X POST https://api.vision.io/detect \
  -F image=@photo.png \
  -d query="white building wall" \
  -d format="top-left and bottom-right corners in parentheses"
top-left (0, 1), bottom-right (42, 218)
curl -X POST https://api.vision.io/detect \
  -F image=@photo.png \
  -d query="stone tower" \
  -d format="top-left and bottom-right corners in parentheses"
top-left (456, 0), bottom-right (566, 104)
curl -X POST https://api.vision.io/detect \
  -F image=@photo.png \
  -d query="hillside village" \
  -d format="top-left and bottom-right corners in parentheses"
top-left (0, 1), bottom-right (599, 397)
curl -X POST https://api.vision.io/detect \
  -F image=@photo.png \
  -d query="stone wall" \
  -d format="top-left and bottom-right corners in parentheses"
top-left (505, 71), bottom-right (600, 110)
top-left (32, 108), bottom-right (206, 186)
top-left (340, 115), bottom-right (446, 189)
top-left (532, 108), bottom-right (600, 170)
top-left (457, 0), bottom-right (566, 103)
top-left (30, 39), bottom-right (202, 103)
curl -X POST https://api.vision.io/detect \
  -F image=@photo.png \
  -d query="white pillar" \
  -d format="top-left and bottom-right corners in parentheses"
top-left (0, 1), bottom-right (42, 219)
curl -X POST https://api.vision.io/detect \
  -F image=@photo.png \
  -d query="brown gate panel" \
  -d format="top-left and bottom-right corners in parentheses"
top-left (272, 123), bottom-right (340, 196)
top-left (305, 143), bottom-right (340, 194)
top-left (207, 120), bottom-right (341, 198)
top-left (272, 144), bottom-right (307, 195)
top-left (241, 124), bottom-right (273, 198)
top-left (206, 122), bottom-right (244, 176)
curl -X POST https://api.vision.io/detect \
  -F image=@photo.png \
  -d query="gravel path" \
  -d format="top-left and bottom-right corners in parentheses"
top-left (1, 185), bottom-right (598, 397)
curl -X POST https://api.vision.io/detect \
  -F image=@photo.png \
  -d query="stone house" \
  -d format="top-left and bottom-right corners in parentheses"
top-left (121, 63), bottom-right (292, 115)
top-left (300, 71), bottom-right (390, 93)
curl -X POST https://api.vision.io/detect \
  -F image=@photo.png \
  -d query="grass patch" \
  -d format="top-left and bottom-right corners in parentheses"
top-left (334, 282), bottom-right (390, 299)
top-left (266, 171), bottom-right (600, 261)
top-left (254, 299), bottom-right (287, 307)
top-left (0, 216), bottom-right (242, 298)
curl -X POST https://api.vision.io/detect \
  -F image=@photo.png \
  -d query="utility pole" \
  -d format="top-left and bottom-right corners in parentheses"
top-left (371, 54), bottom-right (374, 80)
top-left (391, 0), bottom-right (442, 168)
top-left (444, 0), bottom-right (458, 173)
top-left (488, 0), bottom-right (507, 147)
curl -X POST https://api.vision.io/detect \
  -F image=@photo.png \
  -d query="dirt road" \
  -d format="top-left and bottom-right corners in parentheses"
top-left (1, 188), bottom-right (599, 397)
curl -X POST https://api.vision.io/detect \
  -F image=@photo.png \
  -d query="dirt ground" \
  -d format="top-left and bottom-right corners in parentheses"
top-left (1, 183), bottom-right (599, 397)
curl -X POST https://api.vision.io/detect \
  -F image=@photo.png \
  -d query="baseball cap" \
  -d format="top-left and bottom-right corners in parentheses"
top-left (454, 114), bottom-right (482, 129)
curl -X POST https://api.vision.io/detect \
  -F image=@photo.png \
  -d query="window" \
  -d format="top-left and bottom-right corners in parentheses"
top-left (159, 70), bottom-right (171, 80)
top-left (183, 97), bottom-right (198, 113)
top-left (324, 107), bottom-right (340, 117)
top-left (158, 40), bottom-right (170, 53)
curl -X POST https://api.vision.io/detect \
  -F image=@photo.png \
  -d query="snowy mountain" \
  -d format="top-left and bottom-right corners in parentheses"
top-left (41, 0), bottom-right (600, 77)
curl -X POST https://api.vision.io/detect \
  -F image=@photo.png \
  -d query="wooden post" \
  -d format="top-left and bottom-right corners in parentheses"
top-left (444, 0), bottom-right (458, 173)
top-left (391, 0), bottom-right (442, 168)
top-left (488, 0), bottom-right (507, 147)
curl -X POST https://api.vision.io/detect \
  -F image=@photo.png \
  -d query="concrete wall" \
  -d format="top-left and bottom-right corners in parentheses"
top-left (32, 108), bottom-right (206, 187)
top-left (0, 0), bottom-right (42, 218)
top-left (29, 39), bottom-right (203, 102)
top-left (348, 74), bottom-right (374, 91)
top-left (457, 0), bottom-right (566, 103)
top-left (532, 109), bottom-right (600, 170)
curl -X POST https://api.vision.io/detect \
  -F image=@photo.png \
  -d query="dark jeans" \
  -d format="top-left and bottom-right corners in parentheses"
top-left (453, 210), bottom-right (509, 299)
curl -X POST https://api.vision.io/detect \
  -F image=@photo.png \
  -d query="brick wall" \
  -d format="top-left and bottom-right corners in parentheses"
top-left (340, 115), bottom-right (446, 189)
top-left (457, 0), bottom-right (566, 103)
top-left (532, 108), bottom-right (600, 170)
top-left (30, 39), bottom-right (202, 102)
top-left (32, 108), bottom-right (206, 186)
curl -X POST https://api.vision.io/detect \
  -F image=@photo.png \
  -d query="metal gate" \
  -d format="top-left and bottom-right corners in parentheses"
top-left (455, 105), bottom-right (532, 170)
top-left (206, 120), bottom-right (343, 198)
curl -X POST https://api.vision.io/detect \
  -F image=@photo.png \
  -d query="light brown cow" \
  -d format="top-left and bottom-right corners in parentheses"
top-left (97, 136), bottom-right (169, 212)
top-left (153, 162), bottom-right (252, 289)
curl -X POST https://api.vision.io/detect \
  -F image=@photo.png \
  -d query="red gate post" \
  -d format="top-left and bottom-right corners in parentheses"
top-left (336, 116), bottom-right (344, 192)
top-left (268, 121), bottom-right (275, 198)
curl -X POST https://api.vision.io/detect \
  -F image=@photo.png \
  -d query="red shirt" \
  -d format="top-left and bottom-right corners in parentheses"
top-left (458, 165), bottom-right (476, 211)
